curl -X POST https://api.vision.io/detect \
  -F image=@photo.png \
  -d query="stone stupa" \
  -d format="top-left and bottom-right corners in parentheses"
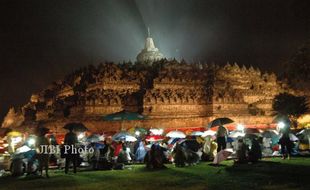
top-left (137, 28), bottom-right (164, 63)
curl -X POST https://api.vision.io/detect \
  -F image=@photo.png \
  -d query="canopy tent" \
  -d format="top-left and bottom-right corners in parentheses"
top-left (103, 110), bottom-right (147, 130)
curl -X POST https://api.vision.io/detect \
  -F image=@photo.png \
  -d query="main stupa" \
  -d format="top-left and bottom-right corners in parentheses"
top-left (137, 28), bottom-right (164, 63)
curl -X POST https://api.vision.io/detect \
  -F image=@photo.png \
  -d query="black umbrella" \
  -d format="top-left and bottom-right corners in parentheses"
top-left (180, 139), bottom-right (201, 152)
top-left (208, 117), bottom-right (234, 128)
top-left (63, 122), bottom-right (88, 132)
top-left (244, 133), bottom-right (260, 139)
top-left (244, 128), bottom-right (261, 134)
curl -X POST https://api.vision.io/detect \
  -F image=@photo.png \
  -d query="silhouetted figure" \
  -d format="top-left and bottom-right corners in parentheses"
top-left (248, 138), bottom-right (262, 163)
top-left (279, 123), bottom-right (292, 159)
top-left (235, 139), bottom-right (248, 164)
top-left (145, 144), bottom-right (166, 169)
top-left (173, 143), bottom-right (186, 167)
top-left (216, 125), bottom-right (228, 152)
top-left (64, 128), bottom-right (78, 174)
top-left (92, 140), bottom-right (114, 170)
top-left (173, 140), bottom-right (201, 167)
top-left (36, 133), bottom-right (50, 177)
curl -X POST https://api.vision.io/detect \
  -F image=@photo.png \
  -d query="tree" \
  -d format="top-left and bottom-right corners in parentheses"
top-left (273, 93), bottom-right (309, 127)
top-left (283, 40), bottom-right (310, 89)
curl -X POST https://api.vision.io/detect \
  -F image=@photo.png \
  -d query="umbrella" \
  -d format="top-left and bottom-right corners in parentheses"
top-left (112, 131), bottom-right (137, 142)
top-left (145, 135), bottom-right (164, 142)
top-left (63, 122), bottom-right (88, 132)
top-left (229, 131), bottom-right (245, 138)
top-left (103, 110), bottom-right (146, 121)
top-left (296, 129), bottom-right (310, 136)
top-left (244, 128), bottom-right (261, 134)
top-left (213, 148), bottom-right (233, 164)
top-left (289, 133), bottom-right (299, 142)
top-left (180, 139), bottom-right (201, 152)
top-left (191, 131), bottom-right (204, 136)
top-left (103, 110), bottom-right (147, 130)
top-left (202, 130), bottom-right (217, 137)
top-left (208, 117), bottom-right (234, 128)
top-left (86, 134), bottom-right (105, 143)
top-left (7, 131), bottom-right (22, 137)
top-left (165, 130), bottom-right (186, 138)
top-left (167, 138), bottom-right (181, 145)
top-left (296, 129), bottom-right (310, 143)
top-left (128, 127), bottom-right (148, 136)
top-left (122, 136), bottom-right (137, 142)
top-left (244, 133), bottom-right (260, 139)
top-left (149, 128), bottom-right (164, 135)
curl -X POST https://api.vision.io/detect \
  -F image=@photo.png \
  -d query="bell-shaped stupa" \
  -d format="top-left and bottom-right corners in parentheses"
top-left (137, 28), bottom-right (164, 63)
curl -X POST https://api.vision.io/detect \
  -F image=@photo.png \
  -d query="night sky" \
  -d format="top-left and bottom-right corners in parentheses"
top-left (0, 0), bottom-right (309, 121)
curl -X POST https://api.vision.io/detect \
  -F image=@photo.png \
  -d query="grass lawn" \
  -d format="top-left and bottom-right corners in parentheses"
top-left (0, 157), bottom-right (309, 190)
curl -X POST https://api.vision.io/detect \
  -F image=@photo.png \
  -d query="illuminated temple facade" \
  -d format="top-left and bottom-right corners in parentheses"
top-left (1, 34), bottom-right (303, 134)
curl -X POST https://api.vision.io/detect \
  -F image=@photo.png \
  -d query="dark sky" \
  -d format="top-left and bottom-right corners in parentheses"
top-left (0, 0), bottom-right (309, 121)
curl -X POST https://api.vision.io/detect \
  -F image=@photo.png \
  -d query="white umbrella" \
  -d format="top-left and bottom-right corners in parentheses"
top-left (297, 129), bottom-right (310, 136)
top-left (15, 145), bottom-right (31, 153)
top-left (202, 130), bottom-right (216, 137)
top-left (191, 131), bottom-right (204, 136)
top-left (289, 133), bottom-right (299, 142)
top-left (213, 148), bottom-right (233, 164)
top-left (165, 131), bottom-right (186, 138)
top-left (149, 128), bottom-right (164, 135)
top-left (112, 131), bottom-right (137, 142)
top-left (229, 131), bottom-right (245, 138)
top-left (123, 136), bottom-right (137, 142)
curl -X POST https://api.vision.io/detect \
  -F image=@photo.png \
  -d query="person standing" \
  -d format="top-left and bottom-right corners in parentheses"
top-left (279, 122), bottom-right (292, 159)
top-left (36, 132), bottom-right (50, 177)
top-left (216, 125), bottom-right (228, 152)
top-left (135, 141), bottom-right (147, 163)
top-left (235, 138), bottom-right (248, 164)
top-left (64, 128), bottom-right (78, 174)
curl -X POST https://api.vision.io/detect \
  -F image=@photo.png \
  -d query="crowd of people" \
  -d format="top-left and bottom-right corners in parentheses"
top-left (2, 121), bottom-right (300, 178)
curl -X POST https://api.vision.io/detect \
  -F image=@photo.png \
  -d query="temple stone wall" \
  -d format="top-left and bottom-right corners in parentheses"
top-left (35, 114), bottom-right (275, 135)
top-left (2, 60), bottom-right (301, 132)
top-left (211, 102), bottom-right (250, 116)
top-left (143, 104), bottom-right (212, 117)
